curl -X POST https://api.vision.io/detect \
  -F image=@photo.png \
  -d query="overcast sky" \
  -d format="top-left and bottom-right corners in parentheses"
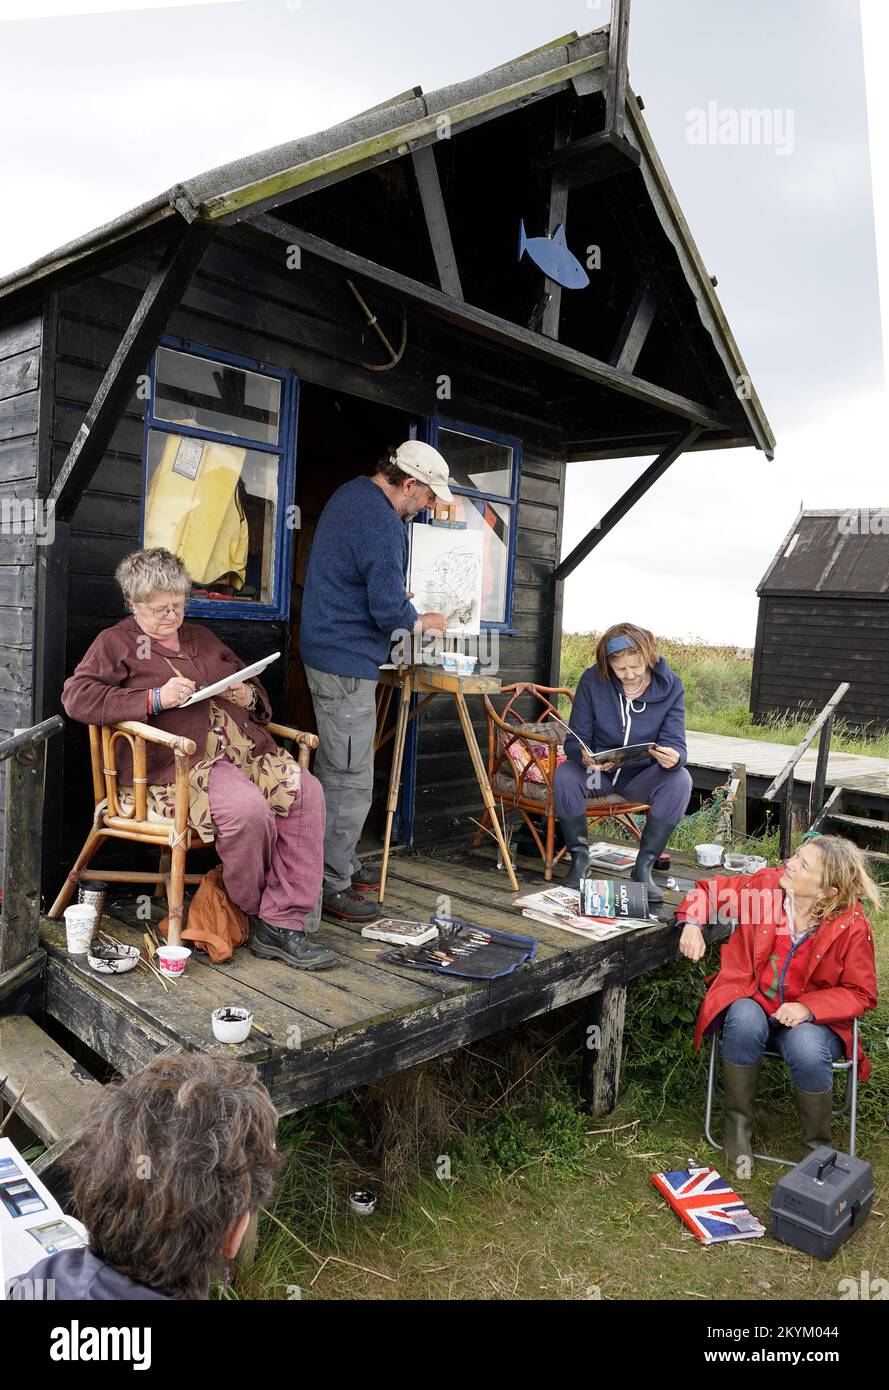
top-left (1, 0), bottom-right (885, 646)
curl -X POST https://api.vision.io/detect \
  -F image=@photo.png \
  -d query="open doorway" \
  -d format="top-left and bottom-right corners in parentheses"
top-left (285, 380), bottom-right (419, 850)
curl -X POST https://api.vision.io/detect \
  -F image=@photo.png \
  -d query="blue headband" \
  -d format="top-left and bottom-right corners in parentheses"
top-left (605, 635), bottom-right (637, 655)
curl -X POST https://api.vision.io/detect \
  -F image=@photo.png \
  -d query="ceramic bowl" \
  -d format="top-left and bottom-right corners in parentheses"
top-left (87, 943), bottom-right (140, 974)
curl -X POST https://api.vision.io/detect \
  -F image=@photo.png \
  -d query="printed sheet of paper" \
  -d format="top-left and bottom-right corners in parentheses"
top-left (408, 525), bottom-right (483, 636)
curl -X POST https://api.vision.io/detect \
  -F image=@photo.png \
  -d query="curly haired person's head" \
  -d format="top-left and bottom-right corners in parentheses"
top-left (64, 1053), bottom-right (283, 1299)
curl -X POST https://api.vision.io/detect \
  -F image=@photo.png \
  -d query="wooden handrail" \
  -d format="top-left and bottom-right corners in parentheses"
top-left (761, 683), bottom-right (850, 801)
top-left (0, 716), bottom-right (64, 763)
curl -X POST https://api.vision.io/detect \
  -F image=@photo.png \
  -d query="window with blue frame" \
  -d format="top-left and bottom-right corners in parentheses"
top-left (429, 418), bottom-right (520, 629)
top-left (141, 341), bottom-right (297, 620)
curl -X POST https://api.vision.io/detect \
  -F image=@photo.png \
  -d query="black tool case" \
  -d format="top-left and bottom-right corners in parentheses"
top-left (769, 1147), bottom-right (874, 1260)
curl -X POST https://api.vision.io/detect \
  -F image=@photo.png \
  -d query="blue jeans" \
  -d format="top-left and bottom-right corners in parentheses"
top-left (722, 997), bottom-right (845, 1093)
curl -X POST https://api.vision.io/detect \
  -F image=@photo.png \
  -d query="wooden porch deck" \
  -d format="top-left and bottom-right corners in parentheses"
top-left (686, 729), bottom-right (889, 800)
top-left (38, 846), bottom-right (715, 1120)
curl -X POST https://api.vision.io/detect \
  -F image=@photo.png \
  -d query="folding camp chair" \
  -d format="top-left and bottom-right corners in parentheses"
top-left (704, 1015), bottom-right (859, 1166)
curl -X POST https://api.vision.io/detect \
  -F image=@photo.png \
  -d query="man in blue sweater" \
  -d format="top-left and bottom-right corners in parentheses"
top-left (301, 441), bottom-right (450, 922)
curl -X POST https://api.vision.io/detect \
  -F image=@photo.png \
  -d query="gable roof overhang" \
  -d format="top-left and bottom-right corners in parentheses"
top-left (0, 26), bottom-right (774, 459)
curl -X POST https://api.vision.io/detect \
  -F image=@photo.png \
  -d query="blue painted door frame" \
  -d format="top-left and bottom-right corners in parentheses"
top-left (391, 419), bottom-right (424, 844)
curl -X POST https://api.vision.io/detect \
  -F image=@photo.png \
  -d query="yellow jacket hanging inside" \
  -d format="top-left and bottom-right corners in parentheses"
top-left (145, 424), bottom-right (249, 589)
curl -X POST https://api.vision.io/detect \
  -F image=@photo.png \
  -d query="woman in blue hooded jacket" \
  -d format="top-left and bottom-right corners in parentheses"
top-left (555, 623), bottom-right (693, 902)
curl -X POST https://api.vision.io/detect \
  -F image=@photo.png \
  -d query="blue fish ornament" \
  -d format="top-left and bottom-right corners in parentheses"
top-left (518, 220), bottom-right (590, 289)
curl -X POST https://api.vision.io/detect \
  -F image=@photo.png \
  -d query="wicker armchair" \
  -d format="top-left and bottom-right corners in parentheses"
top-left (476, 683), bottom-right (650, 881)
top-left (48, 718), bottom-right (318, 946)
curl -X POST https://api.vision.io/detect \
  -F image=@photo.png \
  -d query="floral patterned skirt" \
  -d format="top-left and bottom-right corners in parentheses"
top-left (118, 700), bottom-right (301, 842)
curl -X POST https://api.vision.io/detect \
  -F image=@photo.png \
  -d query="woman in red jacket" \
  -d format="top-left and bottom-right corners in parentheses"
top-left (677, 835), bottom-right (880, 1173)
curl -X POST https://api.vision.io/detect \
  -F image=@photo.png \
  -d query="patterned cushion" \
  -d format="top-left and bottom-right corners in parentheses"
top-left (496, 729), bottom-right (567, 785)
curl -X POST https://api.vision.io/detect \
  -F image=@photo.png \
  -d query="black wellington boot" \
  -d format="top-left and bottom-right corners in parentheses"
top-left (559, 814), bottom-right (590, 891)
top-left (630, 812), bottom-right (676, 905)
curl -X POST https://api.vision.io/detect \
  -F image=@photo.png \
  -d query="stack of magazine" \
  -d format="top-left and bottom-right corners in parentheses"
top-left (513, 879), bottom-right (653, 940)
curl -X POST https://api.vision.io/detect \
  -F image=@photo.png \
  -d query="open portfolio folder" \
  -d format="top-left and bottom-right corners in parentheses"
top-left (0, 1139), bottom-right (88, 1297)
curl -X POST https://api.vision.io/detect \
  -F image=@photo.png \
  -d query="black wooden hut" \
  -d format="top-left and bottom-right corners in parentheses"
top-left (0, 17), bottom-right (775, 897)
top-left (751, 508), bottom-right (889, 731)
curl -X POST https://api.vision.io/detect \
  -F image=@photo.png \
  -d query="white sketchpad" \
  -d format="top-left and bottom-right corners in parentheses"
top-left (181, 652), bottom-right (280, 707)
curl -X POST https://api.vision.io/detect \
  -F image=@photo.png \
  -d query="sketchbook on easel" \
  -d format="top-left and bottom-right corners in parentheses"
top-left (408, 523), bottom-right (484, 636)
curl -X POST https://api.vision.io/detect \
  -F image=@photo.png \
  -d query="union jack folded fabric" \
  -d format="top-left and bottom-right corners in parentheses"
top-left (652, 1166), bottom-right (766, 1244)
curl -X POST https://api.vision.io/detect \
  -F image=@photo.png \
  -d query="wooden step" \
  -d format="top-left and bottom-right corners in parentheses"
top-left (0, 1014), bottom-right (101, 1148)
top-left (826, 811), bottom-right (889, 835)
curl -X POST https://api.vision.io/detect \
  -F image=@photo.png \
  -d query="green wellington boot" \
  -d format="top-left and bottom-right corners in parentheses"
top-left (722, 1060), bottom-right (761, 1177)
top-left (794, 1085), bottom-right (833, 1159)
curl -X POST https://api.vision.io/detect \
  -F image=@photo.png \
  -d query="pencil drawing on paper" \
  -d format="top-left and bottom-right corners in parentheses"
top-left (409, 525), bottom-right (484, 635)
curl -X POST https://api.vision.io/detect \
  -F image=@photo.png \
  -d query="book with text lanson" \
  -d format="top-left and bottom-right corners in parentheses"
top-left (581, 877), bottom-right (649, 920)
top-left (652, 1166), bottom-right (766, 1245)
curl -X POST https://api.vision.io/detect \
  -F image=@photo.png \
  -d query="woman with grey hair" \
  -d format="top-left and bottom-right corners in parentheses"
top-left (61, 547), bottom-right (334, 970)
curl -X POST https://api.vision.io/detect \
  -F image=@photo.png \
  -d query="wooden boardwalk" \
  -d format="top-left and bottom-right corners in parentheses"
top-left (38, 848), bottom-right (720, 1120)
top-left (686, 730), bottom-right (889, 800)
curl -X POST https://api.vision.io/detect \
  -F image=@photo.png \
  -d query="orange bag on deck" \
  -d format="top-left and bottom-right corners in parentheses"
top-left (158, 866), bottom-right (249, 964)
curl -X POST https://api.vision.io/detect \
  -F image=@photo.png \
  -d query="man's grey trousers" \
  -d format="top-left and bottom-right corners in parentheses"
top-left (304, 665), bottom-right (379, 894)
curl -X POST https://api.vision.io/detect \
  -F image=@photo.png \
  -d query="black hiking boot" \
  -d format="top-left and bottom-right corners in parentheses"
top-left (322, 886), bottom-right (380, 924)
top-left (250, 920), bottom-right (336, 970)
top-left (351, 863), bottom-right (382, 892)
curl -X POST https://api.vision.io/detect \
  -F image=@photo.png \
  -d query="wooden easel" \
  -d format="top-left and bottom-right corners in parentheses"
top-left (376, 665), bottom-right (519, 898)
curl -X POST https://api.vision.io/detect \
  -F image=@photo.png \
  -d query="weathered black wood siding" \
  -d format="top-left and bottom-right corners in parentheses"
top-left (0, 313), bottom-right (43, 876)
top-left (45, 225), bottom-right (566, 867)
top-left (750, 595), bottom-right (889, 730)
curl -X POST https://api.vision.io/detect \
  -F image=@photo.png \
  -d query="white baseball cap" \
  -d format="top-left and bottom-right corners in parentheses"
top-left (393, 440), bottom-right (453, 502)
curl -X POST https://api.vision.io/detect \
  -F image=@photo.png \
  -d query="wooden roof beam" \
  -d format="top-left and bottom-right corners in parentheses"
top-left (533, 129), bottom-right (641, 189)
top-left (609, 281), bottom-right (660, 372)
top-left (248, 213), bottom-right (727, 431)
top-left (605, 0), bottom-right (632, 137)
top-left (540, 104), bottom-right (572, 340)
top-left (410, 145), bottom-right (463, 299)
top-left (47, 220), bottom-right (215, 521)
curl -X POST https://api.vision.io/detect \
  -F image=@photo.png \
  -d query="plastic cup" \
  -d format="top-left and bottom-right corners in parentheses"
top-left (64, 903), bottom-right (97, 954)
top-left (156, 945), bottom-right (191, 979)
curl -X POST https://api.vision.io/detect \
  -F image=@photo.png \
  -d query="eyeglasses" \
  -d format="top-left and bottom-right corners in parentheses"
top-left (140, 600), bottom-right (187, 617)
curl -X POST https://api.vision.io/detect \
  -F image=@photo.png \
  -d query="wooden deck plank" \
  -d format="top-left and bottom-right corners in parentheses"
top-left (104, 899), bottom-right (448, 1030)
top-left (39, 850), bottom-right (727, 1117)
top-left (41, 918), bottom-right (332, 1054)
top-left (375, 867), bottom-right (563, 957)
top-left (0, 1015), bottom-right (102, 1147)
top-left (384, 856), bottom-right (596, 956)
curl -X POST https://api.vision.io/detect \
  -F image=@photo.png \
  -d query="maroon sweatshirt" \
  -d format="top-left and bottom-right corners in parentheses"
top-left (61, 616), bottom-right (277, 787)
